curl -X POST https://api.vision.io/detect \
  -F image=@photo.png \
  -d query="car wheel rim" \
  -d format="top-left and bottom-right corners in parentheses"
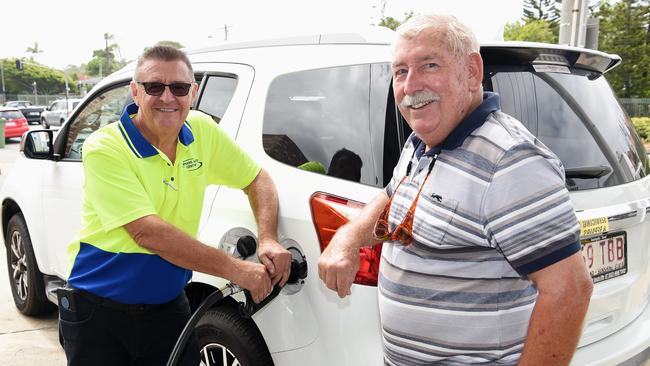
top-left (200, 342), bottom-right (240, 366)
top-left (9, 230), bottom-right (28, 301)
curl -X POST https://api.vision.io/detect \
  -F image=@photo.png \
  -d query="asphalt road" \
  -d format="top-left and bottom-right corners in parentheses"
top-left (0, 137), bottom-right (66, 366)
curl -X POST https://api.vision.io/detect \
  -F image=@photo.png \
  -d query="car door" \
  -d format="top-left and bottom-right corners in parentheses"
top-left (44, 101), bottom-right (57, 125)
top-left (40, 83), bottom-right (132, 277)
top-left (195, 61), bottom-right (399, 362)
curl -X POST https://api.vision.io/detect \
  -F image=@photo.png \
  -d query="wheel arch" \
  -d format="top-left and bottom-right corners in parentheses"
top-left (2, 199), bottom-right (22, 246)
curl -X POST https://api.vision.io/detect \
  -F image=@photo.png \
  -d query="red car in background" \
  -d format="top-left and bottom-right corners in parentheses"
top-left (0, 107), bottom-right (30, 140)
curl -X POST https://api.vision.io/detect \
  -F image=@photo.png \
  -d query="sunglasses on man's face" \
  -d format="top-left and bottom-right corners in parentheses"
top-left (136, 81), bottom-right (193, 97)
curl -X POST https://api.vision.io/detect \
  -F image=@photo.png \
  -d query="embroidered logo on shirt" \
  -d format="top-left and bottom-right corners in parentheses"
top-left (182, 158), bottom-right (203, 171)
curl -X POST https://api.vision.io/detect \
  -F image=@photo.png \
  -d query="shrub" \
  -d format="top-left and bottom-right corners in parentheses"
top-left (632, 117), bottom-right (650, 141)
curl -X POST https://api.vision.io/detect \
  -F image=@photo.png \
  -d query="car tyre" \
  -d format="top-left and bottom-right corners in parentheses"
top-left (5, 213), bottom-right (56, 315)
top-left (41, 118), bottom-right (49, 129)
top-left (196, 303), bottom-right (274, 366)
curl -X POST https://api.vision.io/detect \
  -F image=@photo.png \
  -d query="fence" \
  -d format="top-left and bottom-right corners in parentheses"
top-left (0, 94), bottom-right (82, 107)
top-left (620, 99), bottom-right (650, 117)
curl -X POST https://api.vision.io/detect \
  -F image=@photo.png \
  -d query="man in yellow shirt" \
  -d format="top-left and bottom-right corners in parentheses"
top-left (58, 45), bottom-right (291, 366)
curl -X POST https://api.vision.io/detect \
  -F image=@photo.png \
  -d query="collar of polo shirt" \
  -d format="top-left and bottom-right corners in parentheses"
top-left (410, 92), bottom-right (501, 159)
top-left (118, 103), bottom-right (195, 158)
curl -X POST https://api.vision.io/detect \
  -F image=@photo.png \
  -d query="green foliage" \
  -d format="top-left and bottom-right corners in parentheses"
top-left (632, 117), bottom-right (650, 140)
top-left (523, 0), bottom-right (560, 23)
top-left (25, 42), bottom-right (43, 61)
top-left (596, 0), bottom-right (650, 98)
top-left (155, 40), bottom-right (184, 49)
top-left (378, 11), bottom-right (414, 31)
top-left (85, 34), bottom-right (126, 77)
top-left (1, 59), bottom-right (78, 95)
top-left (504, 20), bottom-right (558, 43)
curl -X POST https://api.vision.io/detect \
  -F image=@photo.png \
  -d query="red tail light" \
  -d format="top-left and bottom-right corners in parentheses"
top-left (310, 192), bottom-right (382, 286)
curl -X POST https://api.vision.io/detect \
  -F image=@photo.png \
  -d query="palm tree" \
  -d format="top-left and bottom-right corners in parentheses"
top-left (25, 42), bottom-right (43, 61)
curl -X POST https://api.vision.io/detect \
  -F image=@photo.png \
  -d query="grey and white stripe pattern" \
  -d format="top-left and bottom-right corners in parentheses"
top-left (378, 111), bottom-right (580, 365)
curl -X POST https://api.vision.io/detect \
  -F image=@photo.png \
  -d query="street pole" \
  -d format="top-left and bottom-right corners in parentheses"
top-left (64, 71), bottom-right (69, 116)
top-left (32, 81), bottom-right (37, 105)
top-left (0, 61), bottom-right (5, 104)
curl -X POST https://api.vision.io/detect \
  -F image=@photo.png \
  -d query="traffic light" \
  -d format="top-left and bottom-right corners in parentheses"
top-left (15, 59), bottom-right (23, 71)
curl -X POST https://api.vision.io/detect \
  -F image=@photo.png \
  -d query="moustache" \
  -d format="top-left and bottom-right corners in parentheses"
top-left (400, 90), bottom-right (441, 109)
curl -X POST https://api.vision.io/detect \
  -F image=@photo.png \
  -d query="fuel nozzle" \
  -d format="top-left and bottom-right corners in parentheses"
top-left (287, 247), bottom-right (308, 285)
top-left (235, 235), bottom-right (257, 259)
top-left (239, 246), bottom-right (308, 318)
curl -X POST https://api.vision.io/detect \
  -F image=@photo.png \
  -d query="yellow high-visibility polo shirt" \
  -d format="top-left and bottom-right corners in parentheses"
top-left (66, 103), bottom-right (260, 304)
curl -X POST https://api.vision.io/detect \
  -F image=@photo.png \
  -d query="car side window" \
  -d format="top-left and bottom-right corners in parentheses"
top-left (64, 84), bottom-right (131, 160)
top-left (262, 65), bottom-right (381, 187)
top-left (195, 75), bottom-right (238, 123)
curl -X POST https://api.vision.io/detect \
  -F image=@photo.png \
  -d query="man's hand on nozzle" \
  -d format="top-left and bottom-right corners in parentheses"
top-left (232, 260), bottom-right (272, 303)
top-left (258, 238), bottom-right (292, 287)
top-left (317, 233), bottom-right (360, 298)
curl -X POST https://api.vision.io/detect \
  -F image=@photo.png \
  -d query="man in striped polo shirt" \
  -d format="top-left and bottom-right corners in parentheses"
top-left (318, 14), bottom-right (593, 365)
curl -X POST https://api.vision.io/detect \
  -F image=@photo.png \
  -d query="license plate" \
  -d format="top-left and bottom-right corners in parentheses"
top-left (581, 231), bottom-right (627, 283)
top-left (29, 112), bottom-right (39, 116)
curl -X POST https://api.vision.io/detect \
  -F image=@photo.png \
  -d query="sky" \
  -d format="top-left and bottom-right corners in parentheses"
top-left (0, 0), bottom-right (523, 70)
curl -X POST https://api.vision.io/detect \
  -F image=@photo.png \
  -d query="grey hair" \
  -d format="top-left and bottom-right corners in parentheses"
top-left (395, 14), bottom-right (479, 57)
top-left (133, 44), bottom-right (195, 82)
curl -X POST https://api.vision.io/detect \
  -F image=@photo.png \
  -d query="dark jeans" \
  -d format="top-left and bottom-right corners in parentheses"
top-left (58, 288), bottom-right (200, 366)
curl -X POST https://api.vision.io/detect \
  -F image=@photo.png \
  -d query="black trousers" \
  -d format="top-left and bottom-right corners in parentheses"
top-left (58, 288), bottom-right (200, 366)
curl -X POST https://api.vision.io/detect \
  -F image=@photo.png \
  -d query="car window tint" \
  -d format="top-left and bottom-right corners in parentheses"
top-left (0, 111), bottom-right (23, 119)
top-left (196, 76), bottom-right (238, 123)
top-left (64, 85), bottom-right (131, 160)
top-left (263, 65), bottom-right (377, 186)
top-left (370, 63), bottom-right (403, 187)
top-left (491, 71), bottom-right (648, 190)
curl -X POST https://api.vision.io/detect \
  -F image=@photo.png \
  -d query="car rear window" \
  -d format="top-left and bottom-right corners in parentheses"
top-left (0, 111), bottom-right (24, 119)
top-left (490, 71), bottom-right (648, 191)
top-left (262, 65), bottom-right (380, 186)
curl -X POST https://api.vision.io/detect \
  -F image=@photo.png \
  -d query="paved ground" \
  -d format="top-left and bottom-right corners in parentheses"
top-left (0, 136), bottom-right (66, 365)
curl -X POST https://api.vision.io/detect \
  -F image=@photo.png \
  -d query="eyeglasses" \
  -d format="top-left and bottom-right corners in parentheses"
top-left (136, 82), bottom-right (193, 97)
top-left (373, 152), bottom-right (437, 246)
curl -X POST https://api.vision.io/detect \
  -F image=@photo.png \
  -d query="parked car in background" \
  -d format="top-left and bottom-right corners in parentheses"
top-left (0, 107), bottom-right (29, 140)
top-left (40, 98), bottom-right (81, 129)
top-left (3, 31), bottom-right (650, 366)
top-left (3, 101), bottom-right (45, 125)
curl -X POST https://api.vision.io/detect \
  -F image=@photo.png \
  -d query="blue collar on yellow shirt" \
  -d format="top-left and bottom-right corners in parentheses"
top-left (118, 102), bottom-right (195, 158)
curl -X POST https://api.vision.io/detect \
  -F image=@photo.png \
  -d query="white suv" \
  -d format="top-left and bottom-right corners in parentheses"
top-left (4, 30), bottom-right (650, 366)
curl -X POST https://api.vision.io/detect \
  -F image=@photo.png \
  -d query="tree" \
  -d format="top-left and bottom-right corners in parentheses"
top-left (25, 42), bottom-right (43, 61)
top-left (522, 0), bottom-right (561, 40)
top-left (155, 40), bottom-right (184, 49)
top-left (85, 34), bottom-right (126, 77)
top-left (504, 20), bottom-right (558, 43)
top-left (0, 59), bottom-right (78, 95)
top-left (523, 0), bottom-right (561, 23)
top-left (378, 11), bottom-right (414, 31)
top-left (596, 0), bottom-right (650, 98)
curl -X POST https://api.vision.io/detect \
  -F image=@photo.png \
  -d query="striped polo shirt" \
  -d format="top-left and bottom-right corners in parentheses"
top-left (378, 92), bottom-right (580, 365)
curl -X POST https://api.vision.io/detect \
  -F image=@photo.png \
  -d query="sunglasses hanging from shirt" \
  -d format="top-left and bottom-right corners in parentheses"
top-left (373, 148), bottom-right (438, 246)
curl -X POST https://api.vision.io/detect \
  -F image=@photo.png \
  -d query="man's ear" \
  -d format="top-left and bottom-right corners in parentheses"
top-left (467, 52), bottom-right (484, 92)
top-left (129, 81), bottom-right (140, 106)
top-left (190, 82), bottom-right (199, 104)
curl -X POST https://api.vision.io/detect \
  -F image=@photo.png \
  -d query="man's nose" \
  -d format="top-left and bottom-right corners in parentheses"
top-left (402, 69), bottom-right (423, 96)
top-left (159, 86), bottom-right (175, 102)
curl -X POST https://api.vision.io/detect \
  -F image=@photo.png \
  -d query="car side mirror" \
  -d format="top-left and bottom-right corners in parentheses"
top-left (20, 130), bottom-right (55, 160)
